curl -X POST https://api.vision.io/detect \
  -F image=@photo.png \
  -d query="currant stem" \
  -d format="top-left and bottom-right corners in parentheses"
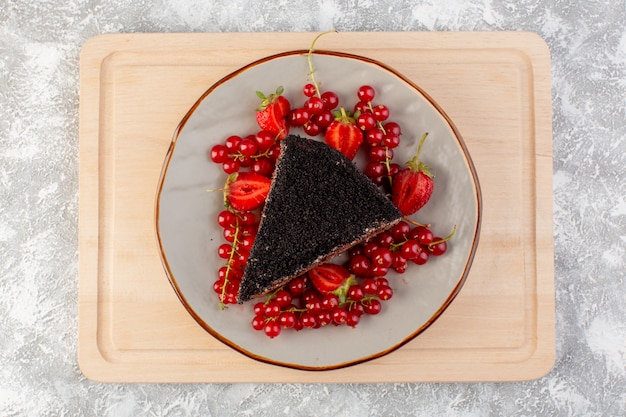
top-left (220, 216), bottom-right (241, 310)
top-left (307, 30), bottom-right (338, 98)
top-left (366, 100), bottom-right (393, 186)
top-left (403, 217), bottom-right (430, 228)
top-left (429, 224), bottom-right (457, 247)
top-left (264, 286), bottom-right (283, 304)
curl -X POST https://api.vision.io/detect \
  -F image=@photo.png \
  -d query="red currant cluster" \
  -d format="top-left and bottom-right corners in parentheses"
top-left (251, 274), bottom-right (393, 338)
top-left (209, 131), bottom-right (281, 176)
top-left (348, 221), bottom-right (454, 277)
top-left (352, 86), bottom-right (403, 189)
top-left (289, 84), bottom-right (339, 136)
top-left (212, 210), bottom-right (259, 306)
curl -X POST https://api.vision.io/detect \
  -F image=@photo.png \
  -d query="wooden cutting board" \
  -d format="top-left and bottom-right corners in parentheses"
top-left (78, 32), bottom-right (555, 383)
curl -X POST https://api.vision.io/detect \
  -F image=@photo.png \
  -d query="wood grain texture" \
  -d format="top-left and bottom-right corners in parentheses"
top-left (78, 32), bottom-right (554, 382)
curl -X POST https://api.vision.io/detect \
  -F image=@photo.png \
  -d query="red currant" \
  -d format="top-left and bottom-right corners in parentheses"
top-left (279, 311), bottom-right (297, 328)
top-left (345, 310), bottom-right (361, 328)
top-left (370, 265), bottom-right (389, 277)
top-left (217, 210), bottom-right (236, 229)
top-left (376, 231), bottom-right (395, 248)
top-left (288, 276), bottom-right (307, 296)
top-left (383, 122), bottom-right (401, 136)
top-left (274, 289), bottom-right (293, 307)
top-left (375, 277), bottom-right (389, 287)
top-left (213, 278), bottom-right (225, 294)
top-left (414, 226), bottom-right (434, 245)
top-left (390, 221), bottom-right (411, 241)
top-left (254, 130), bottom-right (275, 151)
top-left (349, 254), bottom-right (371, 276)
top-left (347, 285), bottom-right (365, 301)
top-left (392, 252), bottom-right (408, 272)
top-left (368, 146), bottom-right (392, 162)
top-left (251, 158), bottom-right (274, 177)
top-left (304, 96), bottom-right (325, 115)
top-left (217, 243), bottom-right (232, 259)
top-left (357, 113), bottom-right (377, 131)
top-left (383, 133), bottom-right (400, 149)
top-left (363, 241), bottom-right (379, 258)
top-left (252, 315), bottom-right (265, 331)
top-left (210, 144), bottom-right (229, 163)
top-left (321, 293), bottom-right (339, 310)
top-left (362, 278), bottom-right (378, 295)
top-left (291, 108), bottom-right (311, 126)
top-left (225, 135), bottom-right (242, 151)
top-left (353, 101), bottom-right (371, 115)
top-left (222, 158), bottom-right (240, 174)
top-left (412, 249), bottom-right (429, 265)
top-left (366, 129), bottom-right (384, 146)
top-left (264, 300), bottom-right (281, 318)
top-left (400, 239), bottom-right (421, 260)
top-left (377, 285), bottom-right (393, 301)
top-left (264, 320), bottom-right (281, 338)
top-left (301, 311), bottom-right (318, 328)
top-left (363, 299), bottom-right (382, 315)
top-left (429, 240), bottom-right (448, 256)
top-left (365, 161), bottom-right (385, 179)
top-left (303, 83), bottom-right (317, 97)
top-left (332, 307), bottom-right (348, 325)
top-left (387, 163), bottom-right (400, 177)
top-left (357, 85), bottom-right (376, 102)
top-left (372, 104), bottom-right (390, 121)
top-left (253, 302), bottom-right (265, 316)
top-left (237, 155), bottom-right (253, 168)
top-left (303, 122), bottom-right (321, 136)
top-left (320, 91), bottom-right (339, 110)
top-left (237, 138), bottom-right (257, 157)
top-left (371, 247), bottom-right (393, 269)
top-left (313, 111), bottom-right (333, 127)
top-left (317, 311), bottom-right (332, 326)
top-left (267, 143), bottom-right (281, 160)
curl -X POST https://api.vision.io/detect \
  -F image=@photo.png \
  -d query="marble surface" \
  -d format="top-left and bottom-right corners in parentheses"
top-left (0, 0), bottom-right (624, 415)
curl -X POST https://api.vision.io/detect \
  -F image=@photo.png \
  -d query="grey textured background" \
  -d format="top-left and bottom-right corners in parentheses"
top-left (1, 0), bottom-right (624, 416)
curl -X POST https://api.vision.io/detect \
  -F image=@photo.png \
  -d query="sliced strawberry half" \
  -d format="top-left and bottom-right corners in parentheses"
top-left (256, 86), bottom-right (291, 139)
top-left (225, 172), bottom-right (272, 211)
top-left (324, 107), bottom-right (363, 160)
top-left (307, 263), bottom-right (351, 294)
top-left (391, 132), bottom-right (434, 215)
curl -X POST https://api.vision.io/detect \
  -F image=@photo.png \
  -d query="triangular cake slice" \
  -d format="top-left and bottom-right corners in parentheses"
top-left (237, 135), bottom-right (402, 303)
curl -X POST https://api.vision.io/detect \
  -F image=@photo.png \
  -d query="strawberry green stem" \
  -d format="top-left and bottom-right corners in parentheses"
top-left (407, 132), bottom-right (429, 171)
top-left (332, 274), bottom-right (356, 304)
top-left (307, 30), bottom-right (338, 98)
top-left (222, 172), bottom-right (238, 210)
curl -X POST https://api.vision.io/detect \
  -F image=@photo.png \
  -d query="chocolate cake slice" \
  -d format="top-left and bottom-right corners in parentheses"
top-left (237, 135), bottom-right (402, 303)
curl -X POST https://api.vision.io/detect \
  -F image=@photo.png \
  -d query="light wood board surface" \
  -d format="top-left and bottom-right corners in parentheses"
top-left (78, 32), bottom-right (555, 383)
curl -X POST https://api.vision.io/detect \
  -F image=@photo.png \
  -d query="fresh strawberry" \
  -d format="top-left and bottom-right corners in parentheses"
top-left (307, 263), bottom-right (351, 294)
top-left (391, 132), bottom-right (434, 216)
top-left (256, 86), bottom-right (291, 139)
top-left (324, 107), bottom-right (363, 160)
top-left (225, 172), bottom-right (271, 211)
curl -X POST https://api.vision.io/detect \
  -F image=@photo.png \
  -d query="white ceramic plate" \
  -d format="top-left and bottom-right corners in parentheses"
top-left (156, 50), bottom-right (481, 370)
